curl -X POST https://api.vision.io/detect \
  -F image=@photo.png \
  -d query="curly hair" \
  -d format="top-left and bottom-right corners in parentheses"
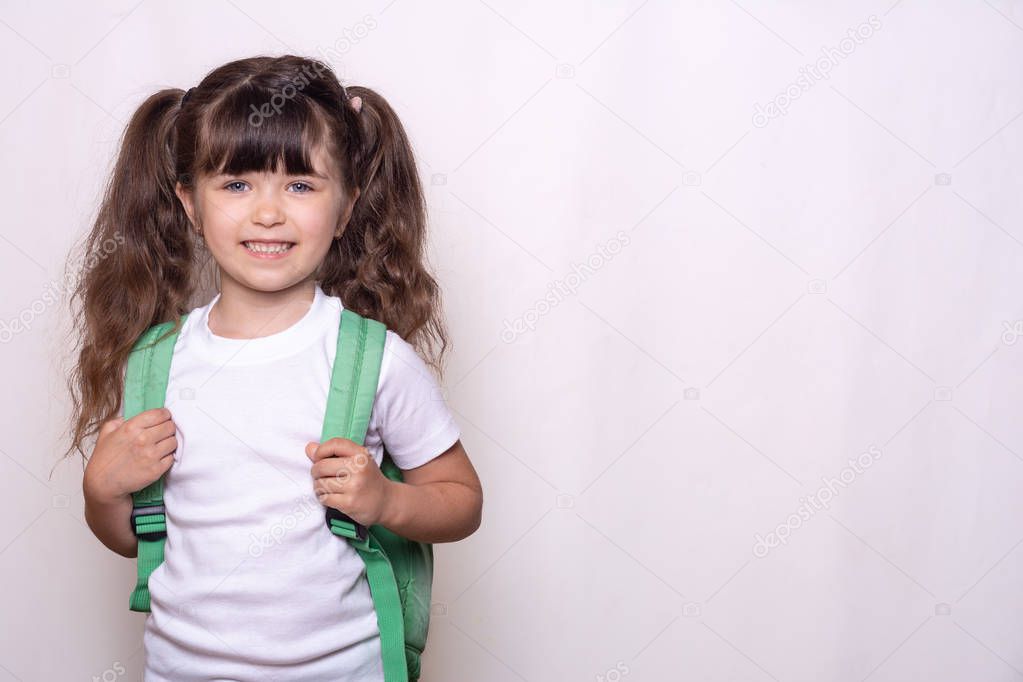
top-left (60, 54), bottom-right (450, 467)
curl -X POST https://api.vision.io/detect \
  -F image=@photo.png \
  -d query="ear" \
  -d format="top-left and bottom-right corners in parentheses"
top-left (337, 187), bottom-right (361, 236)
top-left (175, 181), bottom-right (197, 228)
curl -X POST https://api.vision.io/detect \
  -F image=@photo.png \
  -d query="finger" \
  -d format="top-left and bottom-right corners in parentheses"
top-left (315, 476), bottom-right (348, 496)
top-left (313, 452), bottom-right (371, 477)
top-left (155, 450), bottom-right (176, 475)
top-left (317, 493), bottom-right (350, 511)
top-left (308, 437), bottom-right (365, 462)
top-left (143, 418), bottom-right (177, 443)
top-left (311, 457), bottom-right (354, 481)
top-left (152, 432), bottom-right (178, 459)
top-left (130, 407), bottom-right (173, 428)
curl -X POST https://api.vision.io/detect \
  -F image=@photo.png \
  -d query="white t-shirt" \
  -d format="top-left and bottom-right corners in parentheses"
top-left (139, 283), bottom-right (460, 681)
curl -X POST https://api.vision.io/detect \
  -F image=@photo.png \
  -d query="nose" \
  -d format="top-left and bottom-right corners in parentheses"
top-left (251, 193), bottom-right (285, 228)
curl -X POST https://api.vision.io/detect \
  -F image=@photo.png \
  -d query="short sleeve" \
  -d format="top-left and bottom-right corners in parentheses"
top-left (368, 330), bottom-right (461, 470)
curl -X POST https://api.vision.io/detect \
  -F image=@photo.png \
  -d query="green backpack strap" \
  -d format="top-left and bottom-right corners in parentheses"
top-left (124, 315), bottom-right (189, 612)
top-left (322, 309), bottom-right (410, 682)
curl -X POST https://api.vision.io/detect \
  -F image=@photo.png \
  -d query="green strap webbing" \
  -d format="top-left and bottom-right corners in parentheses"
top-left (321, 310), bottom-right (409, 682)
top-left (125, 316), bottom-right (188, 612)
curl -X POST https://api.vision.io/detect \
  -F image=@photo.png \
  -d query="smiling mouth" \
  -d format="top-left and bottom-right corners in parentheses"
top-left (242, 241), bottom-right (295, 254)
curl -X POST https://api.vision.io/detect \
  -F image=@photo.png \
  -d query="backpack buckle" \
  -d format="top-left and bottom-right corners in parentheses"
top-left (131, 503), bottom-right (167, 541)
top-left (325, 506), bottom-right (368, 542)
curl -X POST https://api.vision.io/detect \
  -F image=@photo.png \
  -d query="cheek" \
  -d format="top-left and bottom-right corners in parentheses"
top-left (196, 194), bottom-right (244, 237)
top-left (202, 224), bottom-right (239, 252)
top-left (295, 206), bottom-right (343, 243)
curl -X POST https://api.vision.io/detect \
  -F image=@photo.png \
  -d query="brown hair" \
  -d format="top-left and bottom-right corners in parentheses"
top-left (60, 54), bottom-right (449, 466)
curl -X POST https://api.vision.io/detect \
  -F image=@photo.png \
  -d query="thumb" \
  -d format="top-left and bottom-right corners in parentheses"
top-left (305, 442), bottom-right (318, 460)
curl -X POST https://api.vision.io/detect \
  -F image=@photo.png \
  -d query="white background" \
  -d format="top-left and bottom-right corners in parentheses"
top-left (2, 1), bottom-right (1023, 680)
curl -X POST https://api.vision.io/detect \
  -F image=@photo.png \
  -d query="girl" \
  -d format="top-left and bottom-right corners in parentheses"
top-left (64, 55), bottom-right (483, 680)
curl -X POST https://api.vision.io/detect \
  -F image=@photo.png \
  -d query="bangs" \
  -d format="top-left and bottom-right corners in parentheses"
top-left (194, 83), bottom-right (332, 179)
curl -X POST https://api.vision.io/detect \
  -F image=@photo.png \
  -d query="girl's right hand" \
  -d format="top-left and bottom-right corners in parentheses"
top-left (84, 407), bottom-right (178, 503)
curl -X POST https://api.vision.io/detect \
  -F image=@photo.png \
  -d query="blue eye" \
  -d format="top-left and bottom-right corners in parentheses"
top-left (221, 179), bottom-right (313, 192)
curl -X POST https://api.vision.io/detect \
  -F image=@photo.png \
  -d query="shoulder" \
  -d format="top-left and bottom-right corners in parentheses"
top-left (329, 294), bottom-right (434, 385)
top-left (326, 293), bottom-right (440, 399)
top-left (133, 312), bottom-right (192, 351)
top-left (379, 329), bottom-right (437, 388)
top-left (369, 328), bottom-right (459, 469)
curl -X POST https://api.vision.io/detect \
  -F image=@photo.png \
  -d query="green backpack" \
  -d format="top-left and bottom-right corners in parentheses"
top-left (123, 307), bottom-right (432, 682)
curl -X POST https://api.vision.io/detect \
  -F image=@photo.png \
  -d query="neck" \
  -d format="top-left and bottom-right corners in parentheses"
top-left (208, 274), bottom-right (317, 340)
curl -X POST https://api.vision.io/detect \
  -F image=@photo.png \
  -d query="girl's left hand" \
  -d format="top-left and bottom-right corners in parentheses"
top-left (306, 438), bottom-right (392, 528)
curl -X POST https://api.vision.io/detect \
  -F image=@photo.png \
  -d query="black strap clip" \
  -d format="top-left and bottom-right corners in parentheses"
top-left (325, 506), bottom-right (368, 542)
top-left (131, 503), bottom-right (167, 541)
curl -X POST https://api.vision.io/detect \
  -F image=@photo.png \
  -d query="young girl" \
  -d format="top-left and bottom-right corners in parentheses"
top-left (64, 55), bottom-right (483, 680)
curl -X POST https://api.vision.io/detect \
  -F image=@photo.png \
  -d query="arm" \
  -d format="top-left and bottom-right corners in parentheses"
top-left (81, 409), bottom-right (177, 559)
top-left (83, 480), bottom-right (138, 558)
top-left (379, 439), bottom-right (483, 544)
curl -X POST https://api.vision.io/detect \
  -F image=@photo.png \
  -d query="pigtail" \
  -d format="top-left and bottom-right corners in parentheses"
top-left (320, 86), bottom-right (450, 378)
top-left (60, 88), bottom-right (198, 466)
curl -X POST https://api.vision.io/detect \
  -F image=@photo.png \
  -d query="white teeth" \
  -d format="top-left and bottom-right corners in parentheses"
top-left (244, 241), bottom-right (293, 254)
